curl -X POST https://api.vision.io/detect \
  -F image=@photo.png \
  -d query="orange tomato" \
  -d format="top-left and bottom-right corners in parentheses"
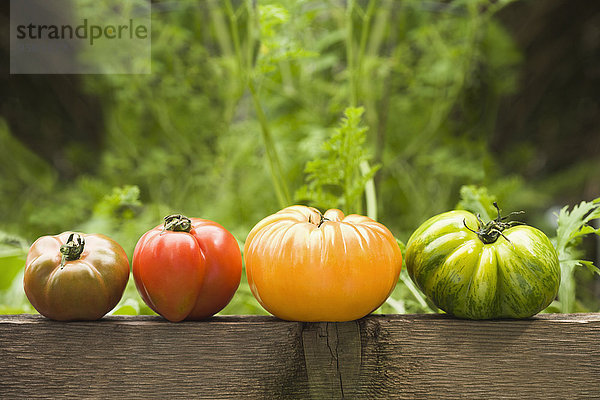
top-left (244, 206), bottom-right (402, 322)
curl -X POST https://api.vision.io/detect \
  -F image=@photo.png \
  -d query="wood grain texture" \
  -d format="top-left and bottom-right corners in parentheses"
top-left (1, 313), bottom-right (599, 399)
top-left (302, 321), bottom-right (361, 399)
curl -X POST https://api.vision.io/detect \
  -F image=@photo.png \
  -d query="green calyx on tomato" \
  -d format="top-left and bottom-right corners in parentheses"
top-left (405, 203), bottom-right (560, 320)
top-left (162, 214), bottom-right (192, 233)
top-left (462, 202), bottom-right (525, 245)
top-left (59, 233), bottom-right (85, 268)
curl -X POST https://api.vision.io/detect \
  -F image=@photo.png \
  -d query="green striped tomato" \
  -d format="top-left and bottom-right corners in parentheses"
top-left (405, 205), bottom-right (560, 319)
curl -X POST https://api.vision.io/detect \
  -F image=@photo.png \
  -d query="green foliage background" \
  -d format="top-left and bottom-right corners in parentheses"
top-left (1, 0), bottom-right (599, 316)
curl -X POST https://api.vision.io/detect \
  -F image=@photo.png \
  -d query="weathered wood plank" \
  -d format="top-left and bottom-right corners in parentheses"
top-left (1, 313), bottom-right (599, 399)
top-left (0, 315), bottom-right (308, 399)
top-left (302, 321), bottom-right (361, 399)
top-left (358, 313), bottom-right (600, 399)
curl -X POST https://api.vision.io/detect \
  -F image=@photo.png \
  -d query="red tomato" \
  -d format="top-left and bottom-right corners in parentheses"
top-left (132, 214), bottom-right (242, 322)
top-left (244, 206), bottom-right (402, 322)
top-left (24, 232), bottom-right (130, 321)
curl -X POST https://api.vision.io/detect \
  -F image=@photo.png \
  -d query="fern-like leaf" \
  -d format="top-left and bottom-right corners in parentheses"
top-left (295, 107), bottom-right (380, 214)
top-left (555, 198), bottom-right (600, 255)
top-left (553, 197), bottom-right (600, 313)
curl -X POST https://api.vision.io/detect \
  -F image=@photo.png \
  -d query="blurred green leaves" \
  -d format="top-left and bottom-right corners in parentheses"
top-left (0, 232), bottom-right (32, 314)
top-left (257, 3), bottom-right (316, 75)
top-left (0, 232), bottom-right (28, 291)
top-left (457, 185), bottom-right (498, 221)
top-left (93, 185), bottom-right (142, 220)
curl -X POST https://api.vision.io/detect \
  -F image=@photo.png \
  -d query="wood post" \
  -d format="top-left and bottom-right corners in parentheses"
top-left (302, 321), bottom-right (361, 399)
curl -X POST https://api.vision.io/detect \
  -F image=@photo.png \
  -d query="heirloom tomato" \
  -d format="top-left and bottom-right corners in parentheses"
top-left (244, 206), bottom-right (402, 322)
top-left (405, 203), bottom-right (560, 319)
top-left (24, 232), bottom-right (130, 321)
top-left (133, 214), bottom-right (242, 322)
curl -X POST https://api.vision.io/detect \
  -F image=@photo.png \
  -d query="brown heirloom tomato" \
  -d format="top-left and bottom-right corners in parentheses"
top-left (24, 232), bottom-right (130, 321)
top-left (133, 214), bottom-right (242, 322)
top-left (244, 206), bottom-right (402, 322)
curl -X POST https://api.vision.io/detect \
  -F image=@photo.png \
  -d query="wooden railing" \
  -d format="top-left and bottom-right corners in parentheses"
top-left (1, 313), bottom-right (599, 399)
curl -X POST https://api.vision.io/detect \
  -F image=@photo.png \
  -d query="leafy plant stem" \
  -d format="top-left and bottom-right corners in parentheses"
top-left (343, 124), bottom-right (354, 214)
top-left (385, 296), bottom-right (406, 314)
top-left (345, 0), bottom-right (375, 107)
top-left (248, 81), bottom-right (291, 207)
top-left (360, 160), bottom-right (377, 220)
top-left (345, 0), bottom-right (357, 107)
top-left (558, 267), bottom-right (575, 313)
top-left (210, 0), bottom-right (240, 123)
top-left (357, 0), bottom-right (376, 75)
top-left (225, 0), bottom-right (244, 76)
top-left (344, 0), bottom-right (380, 216)
top-left (245, 0), bottom-right (255, 72)
top-left (225, 0), bottom-right (291, 208)
top-left (399, 271), bottom-right (430, 310)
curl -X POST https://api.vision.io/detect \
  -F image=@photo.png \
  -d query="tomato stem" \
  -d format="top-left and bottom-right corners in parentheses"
top-left (309, 209), bottom-right (330, 228)
top-left (162, 214), bottom-right (192, 233)
top-left (464, 203), bottom-right (525, 244)
top-left (317, 216), bottom-right (330, 228)
top-left (59, 233), bottom-right (85, 268)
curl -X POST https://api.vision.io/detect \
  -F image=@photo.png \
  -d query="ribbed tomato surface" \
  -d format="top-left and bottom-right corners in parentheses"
top-left (244, 206), bottom-right (402, 322)
top-left (405, 210), bottom-right (560, 319)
